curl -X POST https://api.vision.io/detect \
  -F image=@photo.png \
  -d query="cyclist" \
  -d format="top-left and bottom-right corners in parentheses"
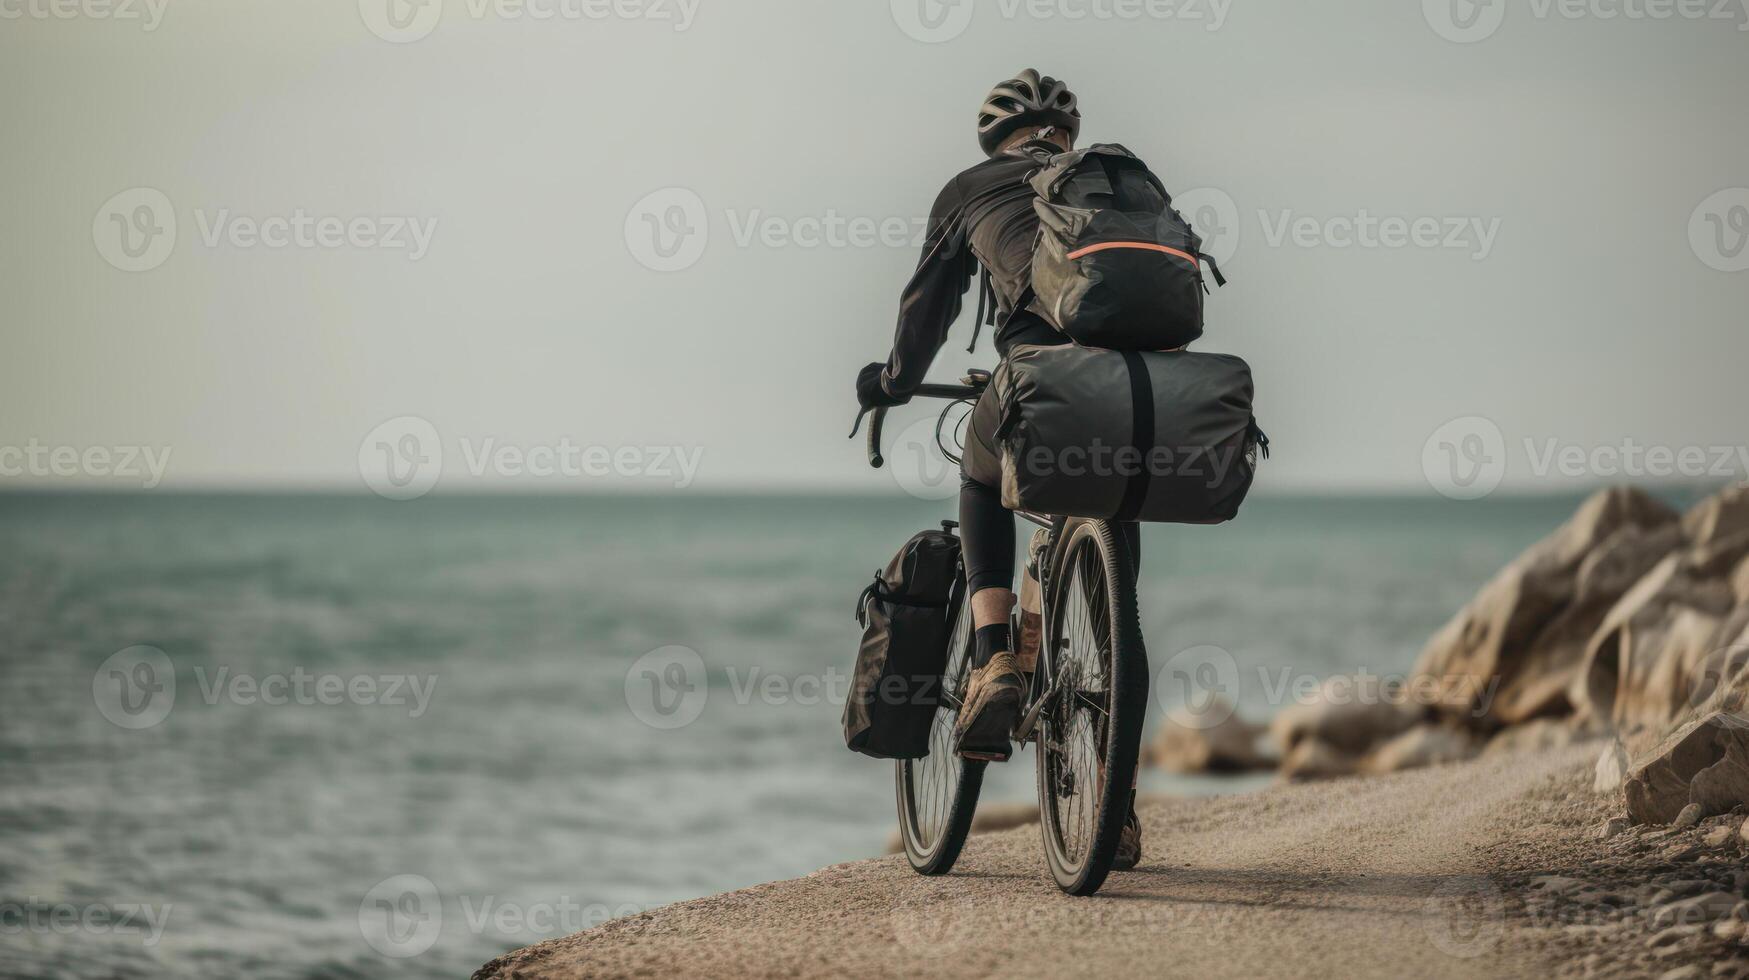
top-left (855, 70), bottom-right (1142, 867)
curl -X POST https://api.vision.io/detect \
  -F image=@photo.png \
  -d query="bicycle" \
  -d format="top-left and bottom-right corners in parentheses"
top-left (864, 372), bottom-right (1148, 897)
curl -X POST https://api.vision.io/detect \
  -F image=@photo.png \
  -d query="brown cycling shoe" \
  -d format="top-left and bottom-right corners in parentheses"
top-left (954, 652), bottom-right (1025, 762)
top-left (1111, 805), bottom-right (1143, 870)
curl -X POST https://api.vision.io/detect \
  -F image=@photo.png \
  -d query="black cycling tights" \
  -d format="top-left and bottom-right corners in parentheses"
top-left (958, 473), bottom-right (1144, 603)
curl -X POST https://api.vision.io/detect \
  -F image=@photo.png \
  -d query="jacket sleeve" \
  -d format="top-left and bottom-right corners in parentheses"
top-left (881, 178), bottom-right (975, 400)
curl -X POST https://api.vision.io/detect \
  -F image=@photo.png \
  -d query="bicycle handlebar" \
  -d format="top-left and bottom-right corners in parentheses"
top-left (861, 381), bottom-right (985, 470)
top-left (866, 407), bottom-right (888, 468)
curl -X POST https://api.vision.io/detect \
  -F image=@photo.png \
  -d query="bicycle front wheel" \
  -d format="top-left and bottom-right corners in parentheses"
top-left (894, 584), bottom-right (985, 875)
top-left (1035, 519), bottom-right (1146, 896)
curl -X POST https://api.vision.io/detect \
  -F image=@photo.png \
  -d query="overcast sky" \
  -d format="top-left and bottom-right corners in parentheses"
top-left (3, 0), bottom-right (1746, 495)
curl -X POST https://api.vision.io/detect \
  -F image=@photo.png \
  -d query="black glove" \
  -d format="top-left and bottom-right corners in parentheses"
top-left (856, 362), bottom-right (907, 411)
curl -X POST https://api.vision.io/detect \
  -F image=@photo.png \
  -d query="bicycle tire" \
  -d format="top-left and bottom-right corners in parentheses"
top-left (894, 580), bottom-right (986, 875)
top-left (1034, 519), bottom-right (1147, 896)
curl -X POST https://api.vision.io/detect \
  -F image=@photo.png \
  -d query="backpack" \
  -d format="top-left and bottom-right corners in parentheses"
top-left (843, 525), bottom-right (961, 759)
top-left (1022, 143), bottom-right (1225, 352)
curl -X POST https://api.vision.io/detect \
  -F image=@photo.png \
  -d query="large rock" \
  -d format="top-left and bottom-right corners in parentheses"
top-left (1681, 485), bottom-right (1749, 549)
top-left (1572, 531), bottom-right (1749, 729)
top-left (1145, 699), bottom-right (1272, 773)
top-left (1624, 711), bottom-right (1749, 824)
top-left (1362, 724), bottom-right (1475, 772)
top-left (1412, 486), bottom-right (1679, 728)
top-left (1268, 674), bottom-right (1419, 758)
top-left (1278, 737), bottom-right (1362, 780)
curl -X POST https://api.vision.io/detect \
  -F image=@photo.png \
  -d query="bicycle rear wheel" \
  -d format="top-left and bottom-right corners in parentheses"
top-left (894, 584), bottom-right (985, 875)
top-left (1035, 519), bottom-right (1146, 896)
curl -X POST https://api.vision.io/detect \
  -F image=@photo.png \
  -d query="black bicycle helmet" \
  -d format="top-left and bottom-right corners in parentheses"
top-left (976, 69), bottom-right (1081, 157)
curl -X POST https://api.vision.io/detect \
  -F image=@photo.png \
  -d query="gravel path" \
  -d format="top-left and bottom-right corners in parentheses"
top-left (476, 743), bottom-right (1748, 979)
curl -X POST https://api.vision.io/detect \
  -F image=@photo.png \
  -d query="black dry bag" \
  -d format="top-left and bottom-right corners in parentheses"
top-left (844, 526), bottom-right (961, 760)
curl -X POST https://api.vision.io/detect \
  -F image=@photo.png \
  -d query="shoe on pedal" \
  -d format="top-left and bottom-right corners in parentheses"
top-left (954, 653), bottom-right (1024, 762)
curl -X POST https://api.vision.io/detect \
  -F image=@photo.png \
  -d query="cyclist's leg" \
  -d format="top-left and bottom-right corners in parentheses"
top-left (957, 381), bottom-right (1017, 669)
top-left (958, 474), bottom-right (1015, 669)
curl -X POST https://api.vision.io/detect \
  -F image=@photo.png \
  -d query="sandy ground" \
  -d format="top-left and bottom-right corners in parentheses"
top-left (476, 743), bottom-right (1749, 980)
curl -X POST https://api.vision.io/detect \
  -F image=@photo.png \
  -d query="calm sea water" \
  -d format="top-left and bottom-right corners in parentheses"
top-left (0, 492), bottom-right (1602, 978)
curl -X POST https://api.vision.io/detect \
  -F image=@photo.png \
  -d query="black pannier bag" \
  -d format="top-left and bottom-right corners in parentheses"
top-left (995, 344), bottom-right (1267, 525)
top-left (844, 526), bottom-right (961, 759)
top-left (1026, 144), bottom-right (1225, 352)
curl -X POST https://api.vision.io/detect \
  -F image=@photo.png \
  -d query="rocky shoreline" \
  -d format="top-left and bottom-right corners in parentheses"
top-left (1152, 484), bottom-right (1749, 829)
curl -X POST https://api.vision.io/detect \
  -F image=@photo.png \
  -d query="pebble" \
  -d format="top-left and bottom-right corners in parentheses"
top-left (1705, 824), bottom-right (1739, 848)
top-left (1600, 817), bottom-right (1632, 839)
top-left (1676, 804), bottom-right (1706, 828)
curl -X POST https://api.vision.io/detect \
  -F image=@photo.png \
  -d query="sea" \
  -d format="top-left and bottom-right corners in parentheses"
top-left (0, 491), bottom-right (1619, 978)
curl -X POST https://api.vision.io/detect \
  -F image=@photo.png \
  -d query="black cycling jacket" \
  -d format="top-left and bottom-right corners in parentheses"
top-left (879, 142), bottom-right (1068, 401)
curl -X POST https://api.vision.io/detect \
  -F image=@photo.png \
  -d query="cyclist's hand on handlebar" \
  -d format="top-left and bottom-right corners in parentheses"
top-left (855, 362), bottom-right (908, 411)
